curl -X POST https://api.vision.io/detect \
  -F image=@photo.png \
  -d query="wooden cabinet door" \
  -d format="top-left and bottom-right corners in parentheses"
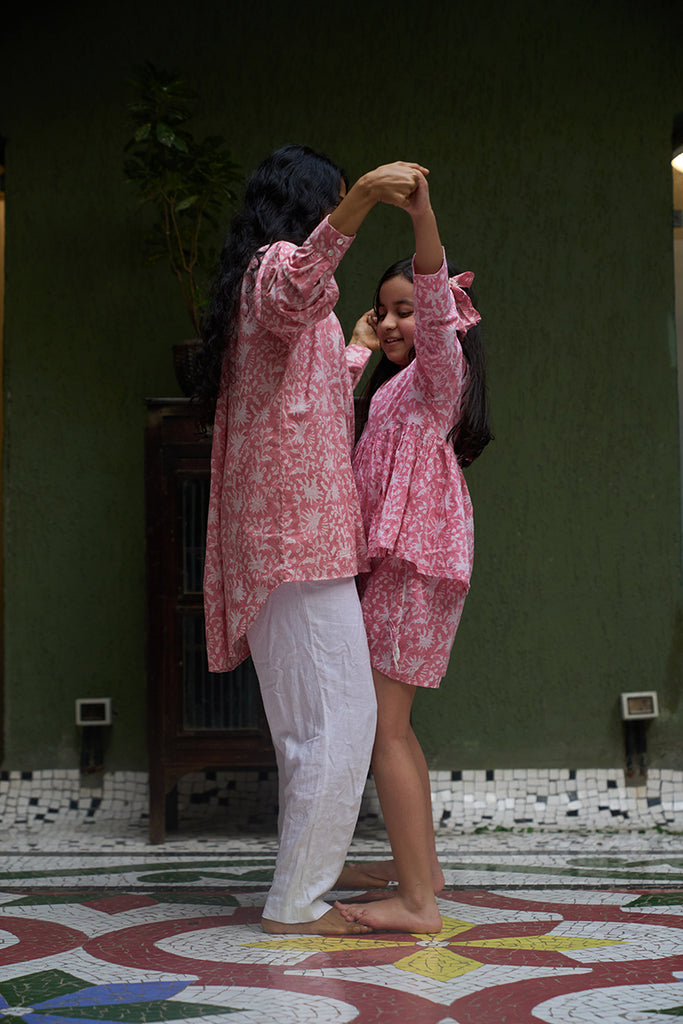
top-left (145, 400), bottom-right (274, 842)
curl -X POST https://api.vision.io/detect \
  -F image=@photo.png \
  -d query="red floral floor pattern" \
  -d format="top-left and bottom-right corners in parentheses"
top-left (1, 886), bottom-right (683, 1023)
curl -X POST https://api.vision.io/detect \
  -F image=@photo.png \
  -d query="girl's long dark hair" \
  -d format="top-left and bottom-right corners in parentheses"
top-left (194, 144), bottom-right (348, 422)
top-left (355, 258), bottom-right (492, 467)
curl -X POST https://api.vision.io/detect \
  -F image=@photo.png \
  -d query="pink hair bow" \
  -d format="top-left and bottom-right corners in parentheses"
top-left (448, 271), bottom-right (480, 331)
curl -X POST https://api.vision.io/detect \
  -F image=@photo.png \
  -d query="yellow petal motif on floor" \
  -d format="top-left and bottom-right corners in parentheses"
top-left (394, 947), bottom-right (485, 980)
top-left (465, 935), bottom-right (625, 951)
top-left (242, 936), bottom-right (408, 952)
top-left (244, 913), bottom-right (625, 983)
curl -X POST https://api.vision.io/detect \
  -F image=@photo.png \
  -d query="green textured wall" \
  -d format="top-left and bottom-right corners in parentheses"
top-left (1, 0), bottom-right (682, 771)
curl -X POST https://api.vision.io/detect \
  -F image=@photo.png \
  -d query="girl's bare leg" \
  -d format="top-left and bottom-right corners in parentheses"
top-left (334, 864), bottom-right (390, 889)
top-left (336, 669), bottom-right (442, 933)
top-left (406, 728), bottom-right (445, 891)
top-left (335, 731), bottom-right (444, 891)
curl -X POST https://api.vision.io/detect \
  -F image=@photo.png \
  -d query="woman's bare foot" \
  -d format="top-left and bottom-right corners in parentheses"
top-left (261, 907), bottom-right (372, 935)
top-left (334, 895), bottom-right (442, 934)
top-left (337, 859), bottom-right (445, 893)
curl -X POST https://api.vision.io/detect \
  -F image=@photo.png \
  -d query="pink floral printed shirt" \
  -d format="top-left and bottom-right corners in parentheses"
top-left (352, 256), bottom-right (481, 585)
top-left (204, 217), bottom-right (372, 672)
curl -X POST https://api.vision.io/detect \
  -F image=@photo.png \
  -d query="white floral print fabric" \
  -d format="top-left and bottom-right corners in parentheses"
top-left (204, 217), bottom-right (372, 673)
top-left (359, 555), bottom-right (468, 688)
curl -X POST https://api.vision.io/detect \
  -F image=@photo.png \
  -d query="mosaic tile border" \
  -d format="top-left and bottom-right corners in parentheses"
top-left (1, 766), bottom-right (682, 833)
top-left (362, 767), bottom-right (683, 831)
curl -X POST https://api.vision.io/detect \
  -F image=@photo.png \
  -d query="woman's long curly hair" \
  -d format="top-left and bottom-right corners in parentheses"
top-left (355, 258), bottom-right (492, 467)
top-left (194, 144), bottom-right (348, 422)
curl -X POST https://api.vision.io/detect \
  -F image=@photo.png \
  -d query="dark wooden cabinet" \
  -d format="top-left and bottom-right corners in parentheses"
top-left (144, 399), bottom-right (274, 843)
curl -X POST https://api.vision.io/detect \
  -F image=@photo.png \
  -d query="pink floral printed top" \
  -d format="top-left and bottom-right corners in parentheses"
top-left (204, 217), bottom-right (372, 672)
top-left (352, 256), bottom-right (481, 585)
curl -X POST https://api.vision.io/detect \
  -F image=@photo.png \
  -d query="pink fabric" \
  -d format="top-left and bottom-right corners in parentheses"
top-left (204, 217), bottom-right (372, 672)
top-left (359, 556), bottom-right (468, 688)
top-left (352, 255), bottom-right (481, 585)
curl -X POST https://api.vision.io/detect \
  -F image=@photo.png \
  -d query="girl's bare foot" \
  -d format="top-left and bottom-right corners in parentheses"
top-left (262, 907), bottom-right (372, 935)
top-left (337, 859), bottom-right (445, 893)
top-left (334, 895), bottom-right (442, 934)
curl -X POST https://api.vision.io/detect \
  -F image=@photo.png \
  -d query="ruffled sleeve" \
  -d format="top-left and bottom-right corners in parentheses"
top-left (412, 256), bottom-right (480, 406)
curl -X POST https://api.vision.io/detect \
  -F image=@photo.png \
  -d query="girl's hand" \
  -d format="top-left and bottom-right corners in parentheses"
top-left (402, 171), bottom-right (432, 219)
top-left (328, 160), bottom-right (429, 237)
top-left (348, 309), bottom-right (380, 351)
top-left (361, 161), bottom-right (430, 208)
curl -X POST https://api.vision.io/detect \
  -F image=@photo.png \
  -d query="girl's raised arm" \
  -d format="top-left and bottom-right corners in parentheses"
top-left (405, 175), bottom-right (470, 403)
top-left (403, 173), bottom-right (443, 276)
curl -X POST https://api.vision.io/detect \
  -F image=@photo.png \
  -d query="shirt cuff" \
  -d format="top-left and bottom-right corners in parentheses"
top-left (307, 215), bottom-right (356, 264)
top-left (414, 251), bottom-right (481, 332)
top-left (412, 248), bottom-right (448, 282)
top-left (344, 344), bottom-right (373, 387)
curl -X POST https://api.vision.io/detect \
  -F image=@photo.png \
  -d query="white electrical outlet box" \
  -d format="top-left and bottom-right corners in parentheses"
top-left (620, 691), bottom-right (659, 721)
top-left (75, 697), bottom-right (112, 726)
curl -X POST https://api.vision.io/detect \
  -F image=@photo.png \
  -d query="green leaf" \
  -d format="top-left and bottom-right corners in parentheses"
top-left (175, 195), bottom-right (199, 212)
top-left (123, 62), bottom-right (242, 328)
top-left (156, 123), bottom-right (177, 148)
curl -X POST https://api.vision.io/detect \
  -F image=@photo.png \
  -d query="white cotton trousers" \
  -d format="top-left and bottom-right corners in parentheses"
top-left (246, 576), bottom-right (376, 923)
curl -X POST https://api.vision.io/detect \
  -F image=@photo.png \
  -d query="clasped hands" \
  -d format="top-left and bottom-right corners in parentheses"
top-left (359, 161), bottom-right (431, 217)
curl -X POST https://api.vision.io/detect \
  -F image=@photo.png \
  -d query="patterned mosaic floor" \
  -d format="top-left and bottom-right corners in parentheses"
top-left (2, 825), bottom-right (683, 1023)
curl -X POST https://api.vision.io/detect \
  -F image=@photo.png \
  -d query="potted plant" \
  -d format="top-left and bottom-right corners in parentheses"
top-left (123, 62), bottom-right (242, 393)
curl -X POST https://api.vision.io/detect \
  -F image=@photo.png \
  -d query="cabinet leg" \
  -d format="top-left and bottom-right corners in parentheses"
top-left (165, 784), bottom-right (179, 832)
top-left (148, 764), bottom-right (167, 844)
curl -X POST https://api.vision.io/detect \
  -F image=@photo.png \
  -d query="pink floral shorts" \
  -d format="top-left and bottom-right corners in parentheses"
top-left (358, 555), bottom-right (468, 689)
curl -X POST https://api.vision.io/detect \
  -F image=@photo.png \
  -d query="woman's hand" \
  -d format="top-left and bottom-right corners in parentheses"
top-left (360, 161), bottom-right (430, 209)
top-left (328, 160), bottom-right (429, 236)
top-left (348, 309), bottom-right (380, 351)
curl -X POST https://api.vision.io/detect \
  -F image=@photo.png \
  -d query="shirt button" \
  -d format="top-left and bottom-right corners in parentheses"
top-left (327, 249), bottom-right (334, 256)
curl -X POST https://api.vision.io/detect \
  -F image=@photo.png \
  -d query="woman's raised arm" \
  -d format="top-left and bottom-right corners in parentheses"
top-left (329, 161), bottom-right (429, 237)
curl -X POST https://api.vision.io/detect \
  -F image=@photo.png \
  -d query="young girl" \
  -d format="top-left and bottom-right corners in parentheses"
top-left (336, 172), bottom-right (491, 934)
top-left (197, 144), bottom-right (430, 936)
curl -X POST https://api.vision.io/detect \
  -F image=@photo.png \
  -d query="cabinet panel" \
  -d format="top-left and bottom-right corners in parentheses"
top-left (145, 399), bottom-right (274, 842)
top-left (181, 614), bottom-right (262, 730)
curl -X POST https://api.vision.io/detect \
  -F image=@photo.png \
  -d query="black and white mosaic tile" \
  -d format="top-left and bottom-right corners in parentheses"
top-left (1, 766), bottom-right (682, 837)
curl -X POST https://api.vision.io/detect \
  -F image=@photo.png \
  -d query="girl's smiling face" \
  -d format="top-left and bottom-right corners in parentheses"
top-left (375, 274), bottom-right (415, 367)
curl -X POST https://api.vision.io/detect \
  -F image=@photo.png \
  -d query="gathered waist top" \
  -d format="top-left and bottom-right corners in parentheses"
top-left (352, 255), bottom-right (480, 585)
top-left (353, 420), bottom-right (473, 583)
